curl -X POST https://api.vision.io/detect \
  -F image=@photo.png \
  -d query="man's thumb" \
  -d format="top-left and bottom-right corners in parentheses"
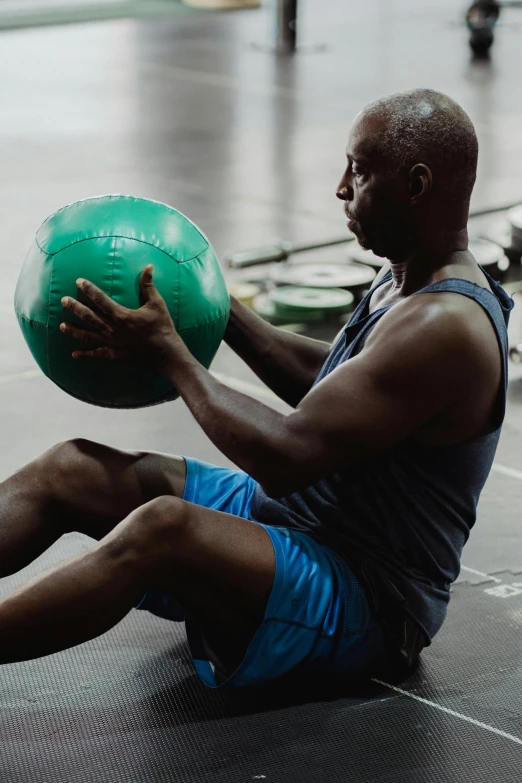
top-left (140, 265), bottom-right (157, 303)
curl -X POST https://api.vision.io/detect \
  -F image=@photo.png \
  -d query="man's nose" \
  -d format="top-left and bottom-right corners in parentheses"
top-left (336, 178), bottom-right (353, 201)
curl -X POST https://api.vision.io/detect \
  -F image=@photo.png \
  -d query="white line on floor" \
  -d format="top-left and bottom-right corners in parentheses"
top-left (491, 462), bottom-right (522, 482)
top-left (372, 680), bottom-right (522, 746)
top-left (459, 565), bottom-right (502, 584)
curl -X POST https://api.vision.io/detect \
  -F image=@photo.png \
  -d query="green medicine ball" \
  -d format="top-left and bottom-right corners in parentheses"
top-left (15, 195), bottom-right (230, 408)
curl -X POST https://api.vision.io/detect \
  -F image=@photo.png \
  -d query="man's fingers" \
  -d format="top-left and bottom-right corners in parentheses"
top-left (61, 296), bottom-right (112, 333)
top-left (140, 265), bottom-right (157, 304)
top-left (72, 346), bottom-right (128, 360)
top-left (75, 279), bottom-right (124, 319)
top-left (60, 322), bottom-right (106, 344)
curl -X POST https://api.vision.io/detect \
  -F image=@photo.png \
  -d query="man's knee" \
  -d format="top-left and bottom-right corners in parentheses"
top-left (108, 496), bottom-right (191, 566)
top-left (137, 495), bottom-right (190, 538)
top-left (38, 438), bottom-right (100, 490)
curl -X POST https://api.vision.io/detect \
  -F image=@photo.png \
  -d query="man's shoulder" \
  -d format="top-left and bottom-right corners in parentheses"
top-left (365, 287), bottom-right (497, 372)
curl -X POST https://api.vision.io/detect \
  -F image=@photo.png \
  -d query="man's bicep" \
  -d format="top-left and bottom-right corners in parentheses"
top-left (292, 352), bottom-right (443, 460)
top-left (287, 309), bottom-right (465, 472)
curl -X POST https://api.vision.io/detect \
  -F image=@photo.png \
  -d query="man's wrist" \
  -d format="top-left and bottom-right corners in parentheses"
top-left (224, 296), bottom-right (242, 339)
top-left (156, 337), bottom-right (198, 380)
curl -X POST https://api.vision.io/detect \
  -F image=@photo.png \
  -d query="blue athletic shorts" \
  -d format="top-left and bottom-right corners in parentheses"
top-left (135, 458), bottom-right (387, 689)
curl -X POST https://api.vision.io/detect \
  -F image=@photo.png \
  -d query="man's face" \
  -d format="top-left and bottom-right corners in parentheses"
top-left (337, 114), bottom-right (413, 260)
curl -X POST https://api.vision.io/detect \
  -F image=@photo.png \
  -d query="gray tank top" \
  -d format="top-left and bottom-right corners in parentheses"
top-left (250, 270), bottom-right (514, 642)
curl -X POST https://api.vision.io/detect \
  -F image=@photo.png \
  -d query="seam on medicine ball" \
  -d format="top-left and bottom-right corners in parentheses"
top-left (175, 245), bottom-right (211, 266)
top-left (14, 310), bottom-right (48, 328)
top-left (109, 237), bottom-right (117, 299)
top-left (176, 252), bottom-right (180, 331)
top-left (45, 254), bottom-right (55, 375)
top-left (35, 234), bottom-right (209, 263)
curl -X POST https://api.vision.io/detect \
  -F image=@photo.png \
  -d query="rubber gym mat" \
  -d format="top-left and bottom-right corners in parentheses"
top-left (1, 535), bottom-right (521, 782)
top-left (0, 0), bottom-right (196, 32)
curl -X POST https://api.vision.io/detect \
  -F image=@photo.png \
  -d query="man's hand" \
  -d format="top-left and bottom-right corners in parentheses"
top-left (60, 265), bottom-right (183, 370)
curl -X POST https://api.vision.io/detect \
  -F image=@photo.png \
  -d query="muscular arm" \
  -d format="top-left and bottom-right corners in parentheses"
top-left (224, 296), bottom-right (331, 407)
top-left (164, 294), bottom-right (492, 497)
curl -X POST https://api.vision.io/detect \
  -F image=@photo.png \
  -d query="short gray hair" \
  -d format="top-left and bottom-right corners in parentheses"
top-left (362, 89), bottom-right (478, 201)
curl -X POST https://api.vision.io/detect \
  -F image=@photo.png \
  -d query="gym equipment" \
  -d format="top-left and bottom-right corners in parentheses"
top-left (253, 292), bottom-right (295, 325)
top-left (480, 217), bottom-right (513, 252)
top-left (226, 201), bottom-right (522, 270)
top-left (466, 0), bottom-right (500, 55)
top-left (227, 282), bottom-right (261, 309)
top-left (464, 1), bottom-right (522, 55)
top-left (270, 262), bottom-right (376, 297)
top-left (508, 204), bottom-right (522, 252)
top-left (347, 245), bottom-right (387, 270)
top-left (15, 195), bottom-right (230, 409)
top-left (276, 0), bottom-right (298, 53)
top-left (270, 286), bottom-right (354, 321)
top-left (227, 237), bottom-right (353, 269)
top-left (469, 238), bottom-right (510, 280)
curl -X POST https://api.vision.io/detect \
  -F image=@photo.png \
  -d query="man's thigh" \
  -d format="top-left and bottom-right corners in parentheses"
top-left (145, 499), bottom-right (276, 672)
top-left (138, 498), bottom-right (386, 689)
top-left (52, 439), bottom-right (187, 538)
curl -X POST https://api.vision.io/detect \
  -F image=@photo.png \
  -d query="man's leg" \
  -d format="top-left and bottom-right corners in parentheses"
top-left (0, 496), bottom-right (275, 669)
top-left (0, 438), bottom-right (187, 576)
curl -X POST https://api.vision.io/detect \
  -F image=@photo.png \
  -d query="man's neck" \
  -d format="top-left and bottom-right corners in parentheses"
top-left (388, 227), bottom-right (469, 296)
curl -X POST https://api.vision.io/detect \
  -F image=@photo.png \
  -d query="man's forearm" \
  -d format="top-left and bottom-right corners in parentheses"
top-left (162, 347), bottom-right (295, 495)
top-left (224, 297), bottom-right (330, 407)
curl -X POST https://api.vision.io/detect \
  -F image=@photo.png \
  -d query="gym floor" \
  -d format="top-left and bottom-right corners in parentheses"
top-left (1, 1), bottom-right (522, 780)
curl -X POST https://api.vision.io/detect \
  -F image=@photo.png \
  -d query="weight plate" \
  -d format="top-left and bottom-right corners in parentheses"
top-left (254, 293), bottom-right (333, 324)
top-left (508, 205), bottom-right (522, 251)
top-left (508, 204), bottom-right (522, 231)
top-left (479, 218), bottom-right (513, 252)
top-left (227, 282), bottom-right (261, 307)
top-left (253, 293), bottom-right (292, 325)
top-left (270, 262), bottom-right (375, 291)
top-left (469, 237), bottom-right (509, 272)
top-left (469, 238), bottom-right (503, 266)
top-left (346, 245), bottom-right (387, 269)
top-left (234, 263), bottom-right (279, 285)
top-left (270, 286), bottom-right (354, 314)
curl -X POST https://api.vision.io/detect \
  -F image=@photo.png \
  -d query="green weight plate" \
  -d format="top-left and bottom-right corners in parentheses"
top-left (270, 262), bottom-right (375, 290)
top-left (253, 293), bottom-right (295, 325)
top-left (271, 305), bottom-right (332, 322)
top-left (270, 286), bottom-right (354, 314)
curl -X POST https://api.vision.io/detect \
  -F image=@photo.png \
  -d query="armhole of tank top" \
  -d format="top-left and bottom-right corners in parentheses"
top-left (412, 281), bottom-right (508, 438)
top-left (481, 305), bottom-right (508, 436)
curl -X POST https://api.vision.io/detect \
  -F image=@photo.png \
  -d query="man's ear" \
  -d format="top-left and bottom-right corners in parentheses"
top-left (408, 163), bottom-right (433, 203)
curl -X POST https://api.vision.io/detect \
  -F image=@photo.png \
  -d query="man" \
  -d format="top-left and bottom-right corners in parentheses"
top-left (0, 89), bottom-right (513, 687)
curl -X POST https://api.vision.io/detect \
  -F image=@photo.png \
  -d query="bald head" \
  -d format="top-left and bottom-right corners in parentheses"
top-left (361, 89), bottom-right (478, 203)
top-left (337, 89), bottom-right (478, 259)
